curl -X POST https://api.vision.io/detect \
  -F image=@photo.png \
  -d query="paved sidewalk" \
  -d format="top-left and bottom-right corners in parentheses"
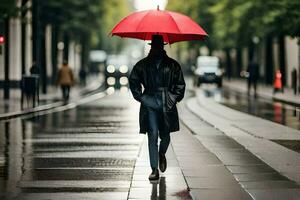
top-left (126, 87), bottom-right (300, 199)
top-left (0, 75), bottom-right (103, 119)
top-left (128, 136), bottom-right (191, 199)
top-left (174, 107), bottom-right (253, 200)
top-left (179, 89), bottom-right (300, 199)
top-left (224, 79), bottom-right (300, 106)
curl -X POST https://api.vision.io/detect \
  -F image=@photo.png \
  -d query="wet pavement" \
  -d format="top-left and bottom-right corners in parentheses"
top-left (0, 91), bottom-right (143, 200)
top-left (184, 97), bottom-right (300, 199)
top-left (1, 85), bottom-right (300, 199)
top-left (128, 137), bottom-right (192, 199)
top-left (201, 86), bottom-right (300, 131)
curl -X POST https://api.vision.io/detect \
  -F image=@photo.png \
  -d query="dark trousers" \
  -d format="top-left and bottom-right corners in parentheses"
top-left (247, 78), bottom-right (257, 96)
top-left (142, 94), bottom-right (170, 169)
top-left (61, 85), bottom-right (70, 101)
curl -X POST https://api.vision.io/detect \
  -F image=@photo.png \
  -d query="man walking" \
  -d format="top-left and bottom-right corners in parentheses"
top-left (129, 35), bottom-right (186, 181)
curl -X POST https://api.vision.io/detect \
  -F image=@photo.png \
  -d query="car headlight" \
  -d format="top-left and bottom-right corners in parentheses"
top-left (196, 69), bottom-right (204, 76)
top-left (120, 86), bottom-right (128, 93)
top-left (215, 69), bottom-right (222, 76)
top-left (119, 76), bottom-right (128, 85)
top-left (106, 87), bottom-right (115, 95)
top-left (119, 65), bottom-right (128, 73)
top-left (107, 65), bottom-right (115, 73)
top-left (107, 77), bottom-right (116, 85)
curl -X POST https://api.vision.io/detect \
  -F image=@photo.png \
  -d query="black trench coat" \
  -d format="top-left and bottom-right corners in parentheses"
top-left (129, 50), bottom-right (186, 133)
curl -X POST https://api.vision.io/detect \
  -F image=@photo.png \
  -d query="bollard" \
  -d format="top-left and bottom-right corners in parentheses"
top-left (21, 75), bottom-right (39, 109)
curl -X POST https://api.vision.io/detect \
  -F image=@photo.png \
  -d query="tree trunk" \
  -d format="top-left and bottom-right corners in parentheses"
top-left (41, 24), bottom-right (47, 94)
top-left (278, 35), bottom-right (286, 86)
top-left (63, 33), bottom-right (69, 62)
top-left (81, 36), bottom-right (87, 70)
top-left (21, 0), bottom-right (27, 75)
top-left (51, 25), bottom-right (58, 84)
top-left (225, 48), bottom-right (232, 80)
top-left (236, 47), bottom-right (242, 77)
top-left (248, 41), bottom-right (255, 63)
top-left (81, 32), bottom-right (91, 74)
top-left (4, 17), bottom-right (10, 99)
top-left (298, 38), bottom-right (300, 92)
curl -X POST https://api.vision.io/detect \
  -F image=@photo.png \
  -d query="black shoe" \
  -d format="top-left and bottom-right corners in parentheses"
top-left (159, 153), bottom-right (167, 172)
top-left (148, 168), bottom-right (159, 181)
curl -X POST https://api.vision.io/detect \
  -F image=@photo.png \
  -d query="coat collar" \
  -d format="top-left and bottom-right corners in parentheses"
top-left (147, 49), bottom-right (168, 60)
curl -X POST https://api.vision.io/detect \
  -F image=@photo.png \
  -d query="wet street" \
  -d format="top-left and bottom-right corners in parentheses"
top-left (0, 91), bottom-right (143, 199)
top-left (1, 87), bottom-right (300, 200)
top-left (201, 86), bottom-right (300, 131)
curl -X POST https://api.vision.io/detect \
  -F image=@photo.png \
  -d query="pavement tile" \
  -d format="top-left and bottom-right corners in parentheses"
top-left (190, 188), bottom-right (252, 200)
top-left (131, 179), bottom-right (186, 189)
top-left (233, 173), bottom-right (289, 182)
top-left (227, 165), bottom-right (277, 174)
top-left (213, 152), bottom-right (265, 166)
top-left (241, 180), bottom-right (299, 189)
top-left (182, 166), bottom-right (234, 178)
top-left (186, 177), bottom-right (240, 189)
top-left (128, 187), bottom-right (191, 199)
top-left (246, 188), bottom-right (300, 200)
top-left (176, 154), bottom-right (222, 167)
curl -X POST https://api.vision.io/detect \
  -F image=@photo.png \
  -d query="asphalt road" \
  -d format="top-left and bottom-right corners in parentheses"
top-left (0, 91), bottom-right (142, 200)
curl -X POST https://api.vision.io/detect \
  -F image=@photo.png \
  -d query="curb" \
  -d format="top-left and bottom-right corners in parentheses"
top-left (0, 80), bottom-right (105, 121)
top-left (0, 102), bottom-right (64, 121)
top-left (223, 82), bottom-right (300, 107)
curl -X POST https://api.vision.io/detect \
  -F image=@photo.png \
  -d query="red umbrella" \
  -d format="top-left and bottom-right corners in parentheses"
top-left (111, 7), bottom-right (208, 44)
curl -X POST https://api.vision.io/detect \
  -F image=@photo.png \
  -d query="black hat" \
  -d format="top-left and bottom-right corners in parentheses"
top-left (148, 35), bottom-right (168, 46)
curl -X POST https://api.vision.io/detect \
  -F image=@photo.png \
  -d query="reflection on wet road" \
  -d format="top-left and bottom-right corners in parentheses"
top-left (0, 90), bottom-right (192, 200)
top-left (202, 86), bottom-right (300, 130)
top-left (0, 92), bottom-right (143, 199)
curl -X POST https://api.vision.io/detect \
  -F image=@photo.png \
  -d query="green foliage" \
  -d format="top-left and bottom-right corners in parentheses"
top-left (42, 0), bottom-right (131, 52)
top-left (166, 0), bottom-right (300, 51)
top-left (167, 0), bottom-right (216, 57)
top-left (99, 0), bottom-right (131, 52)
top-left (0, 0), bottom-right (18, 20)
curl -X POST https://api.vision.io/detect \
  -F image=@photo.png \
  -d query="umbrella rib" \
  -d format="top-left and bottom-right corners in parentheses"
top-left (167, 12), bottom-right (181, 34)
top-left (135, 11), bottom-right (153, 35)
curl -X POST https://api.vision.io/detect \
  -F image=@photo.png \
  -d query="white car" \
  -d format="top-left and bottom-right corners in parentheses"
top-left (194, 56), bottom-right (223, 87)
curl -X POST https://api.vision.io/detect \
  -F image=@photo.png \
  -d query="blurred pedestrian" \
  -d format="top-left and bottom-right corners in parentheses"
top-left (273, 69), bottom-right (283, 94)
top-left (79, 68), bottom-right (87, 86)
top-left (30, 61), bottom-right (39, 75)
top-left (56, 61), bottom-right (75, 102)
top-left (129, 35), bottom-right (186, 181)
top-left (247, 59), bottom-right (259, 97)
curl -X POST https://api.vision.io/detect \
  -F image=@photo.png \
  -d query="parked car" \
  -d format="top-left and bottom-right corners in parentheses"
top-left (105, 54), bottom-right (130, 89)
top-left (194, 56), bottom-right (223, 87)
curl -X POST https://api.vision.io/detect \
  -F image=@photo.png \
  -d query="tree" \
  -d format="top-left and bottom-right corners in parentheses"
top-left (0, 1), bottom-right (17, 20)
top-left (166, 0), bottom-right (215, 68)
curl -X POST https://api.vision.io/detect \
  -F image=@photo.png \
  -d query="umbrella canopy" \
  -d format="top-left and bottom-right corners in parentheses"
top-left (111, 7), bottom-right (208, 44)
